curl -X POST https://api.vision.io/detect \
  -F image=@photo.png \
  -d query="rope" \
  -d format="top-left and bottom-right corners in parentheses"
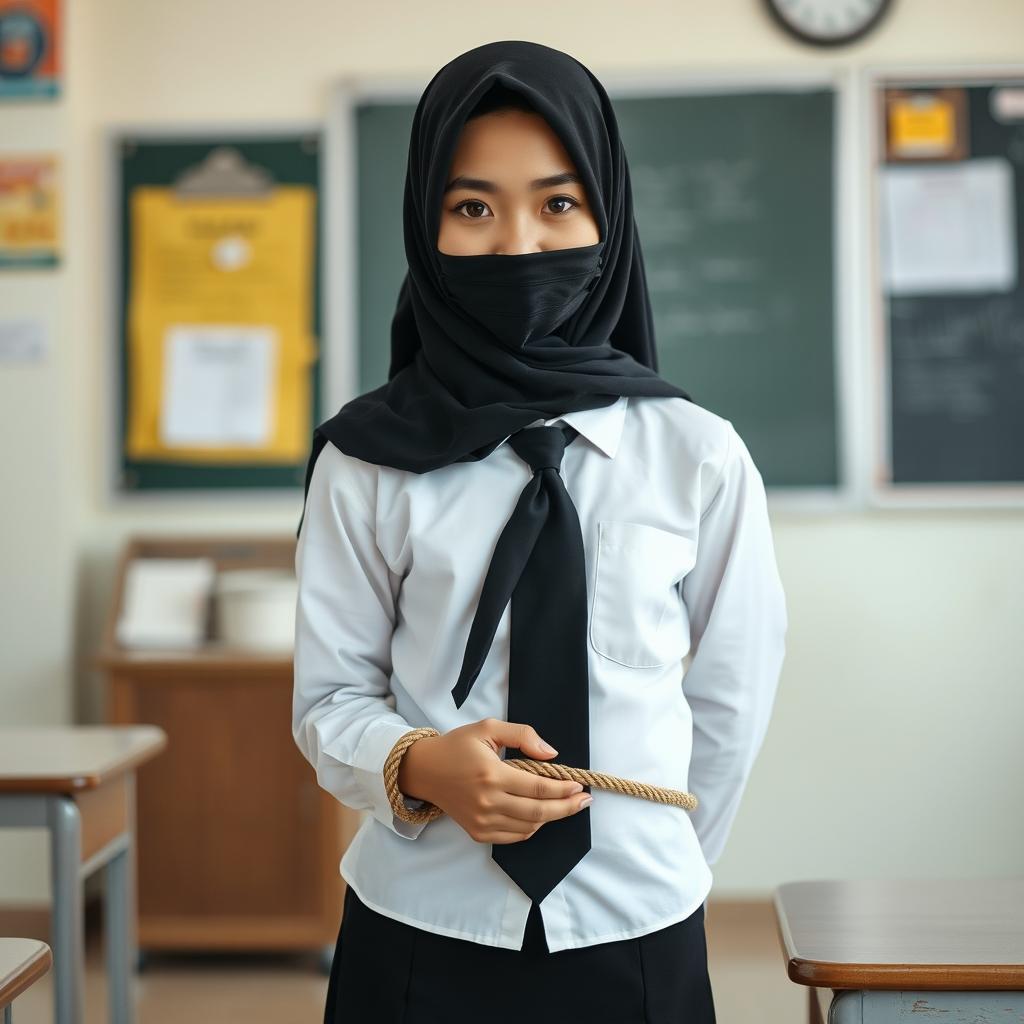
top-left (384, 727), bottom-right (698, 825)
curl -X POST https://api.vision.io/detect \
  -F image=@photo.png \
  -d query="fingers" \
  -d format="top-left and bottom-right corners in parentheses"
top-left (478, 792), bottom-right (592, 843)
top-left (500, 764), bottom-right (584, 800)
top-left (483, 718), bottom-right (561, 761)
top-left (465, 772), bottom-right (593, 845)
top-left (497, 789), bottom-right (592, 827)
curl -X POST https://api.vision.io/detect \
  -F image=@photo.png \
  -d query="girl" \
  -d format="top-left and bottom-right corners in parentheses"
top-left (293, 39), bottom-right (787, 1024)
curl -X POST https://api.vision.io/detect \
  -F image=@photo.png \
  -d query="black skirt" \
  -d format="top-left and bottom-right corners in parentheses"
top-left (324, 884), bottom-right (717, 1024)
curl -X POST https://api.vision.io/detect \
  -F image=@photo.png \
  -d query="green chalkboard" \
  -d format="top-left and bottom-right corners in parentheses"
top-left (115, 132), bottom-right (322, 492)
top-left (356, 86), bottom-right (837, 488)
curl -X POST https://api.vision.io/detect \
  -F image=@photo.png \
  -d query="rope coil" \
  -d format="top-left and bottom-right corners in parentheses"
top-left (384, 727), bottom-right (698, 825)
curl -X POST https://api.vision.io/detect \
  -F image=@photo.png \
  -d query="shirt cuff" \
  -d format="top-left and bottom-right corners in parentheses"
top-left (350, 718), bottom-right (433, 840)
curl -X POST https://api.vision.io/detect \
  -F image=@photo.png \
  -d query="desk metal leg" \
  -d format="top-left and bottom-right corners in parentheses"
top-left (1, 786), bottom-right (141, 1024)
top-left (47, 796), bottom-right (84, 1024)
top-left (827, 989), bottom-right (864, 1023)
top-left (104, 829), bottom-right (137, 1023)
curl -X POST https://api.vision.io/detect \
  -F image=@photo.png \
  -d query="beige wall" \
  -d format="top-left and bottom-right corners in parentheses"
top-left (2, 0), bottom-right (1023, 904)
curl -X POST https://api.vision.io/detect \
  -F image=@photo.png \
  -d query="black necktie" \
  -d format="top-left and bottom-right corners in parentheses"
top-left (450, 423), bottom-right (592, 906)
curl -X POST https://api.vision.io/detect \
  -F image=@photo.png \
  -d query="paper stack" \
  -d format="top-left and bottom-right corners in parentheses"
top-left (116, 557), bottom-right (217, 649)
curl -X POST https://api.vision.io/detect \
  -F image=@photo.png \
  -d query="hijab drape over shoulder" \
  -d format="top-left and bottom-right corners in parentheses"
top-left (298, 39), bottom-right (694, 533)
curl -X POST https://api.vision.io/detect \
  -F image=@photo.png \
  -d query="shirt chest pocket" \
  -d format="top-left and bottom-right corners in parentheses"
top-left (589, 520), bottom-right (697, 669)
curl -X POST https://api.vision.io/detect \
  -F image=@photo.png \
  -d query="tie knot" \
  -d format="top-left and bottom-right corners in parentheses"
top-left (508, 424), bottom-right (577, 474)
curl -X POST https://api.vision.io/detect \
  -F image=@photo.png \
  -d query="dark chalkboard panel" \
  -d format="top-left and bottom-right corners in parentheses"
top-left (876, 78), bottom-right (1024, 487)
top-left (354, 83), bottom-right (838, 490)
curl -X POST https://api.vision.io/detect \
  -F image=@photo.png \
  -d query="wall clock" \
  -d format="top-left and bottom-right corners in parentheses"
top-left (764, 0), bottom-right (894, 47)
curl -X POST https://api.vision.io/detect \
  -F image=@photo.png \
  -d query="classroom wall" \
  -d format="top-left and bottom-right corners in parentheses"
top-left (2, 0), bottom-right (1023, 905)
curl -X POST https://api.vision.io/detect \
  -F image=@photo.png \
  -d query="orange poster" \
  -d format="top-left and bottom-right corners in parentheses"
top-left (0, 0), bottom-right (61, 99)
top-left (0, 154), bottom-right (60, 267)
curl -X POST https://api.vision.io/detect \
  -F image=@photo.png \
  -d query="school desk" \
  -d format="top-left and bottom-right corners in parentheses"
top-left (0, 725), bottom-right (166, 1024)
top-left (774, 878), bottom-right (1024, 1023)
top-left (0, 938), bottom-right (52, 1024)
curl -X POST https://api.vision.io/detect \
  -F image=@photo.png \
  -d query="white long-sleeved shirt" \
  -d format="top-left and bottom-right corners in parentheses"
top-left (292, 394), bottom-right (787, 952)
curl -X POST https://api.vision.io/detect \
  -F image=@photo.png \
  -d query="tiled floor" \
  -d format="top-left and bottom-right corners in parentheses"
top-left (6, 898), bottom-right (808, 1022)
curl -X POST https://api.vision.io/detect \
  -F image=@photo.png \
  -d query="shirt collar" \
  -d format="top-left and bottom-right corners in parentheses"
top-left (498, 396), bottom-right (628, 459)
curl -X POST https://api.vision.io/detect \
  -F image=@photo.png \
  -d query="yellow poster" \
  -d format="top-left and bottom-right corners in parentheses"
top-left (890, 97), bottom-right (953, 153)
top-left (885, 88), bottom-right (967, 161)
top-left (125, 185), bottom-right (316, 463)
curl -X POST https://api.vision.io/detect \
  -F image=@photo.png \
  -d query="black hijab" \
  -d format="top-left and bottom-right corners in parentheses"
top-left (298, 39), bottom-right (694, 534)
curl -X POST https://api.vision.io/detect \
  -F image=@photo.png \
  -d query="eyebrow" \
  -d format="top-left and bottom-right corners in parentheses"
top-left (443, 171), bottom-right (583, 195)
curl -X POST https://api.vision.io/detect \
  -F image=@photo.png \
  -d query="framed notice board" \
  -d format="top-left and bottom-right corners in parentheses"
top-left (109, 126), bottom-right (322, 494)
top-left (328, 71), bottom-right (852, 507)
top-left (866, 65), bottom-right (1024, 506)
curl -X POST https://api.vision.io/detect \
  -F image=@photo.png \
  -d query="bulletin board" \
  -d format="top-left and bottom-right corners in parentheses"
top-left (111, 128), bottom-right (322, 493)
top-left (867, 66), bottom-right (1024, 504)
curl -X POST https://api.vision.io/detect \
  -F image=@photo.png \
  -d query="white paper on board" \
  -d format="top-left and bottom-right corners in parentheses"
top-left (0, 317), bottom-right (49, 362)
top-left (880, 156), bottom-right (1018, 295)
top-left (161, 324), bottom-right (277, 447)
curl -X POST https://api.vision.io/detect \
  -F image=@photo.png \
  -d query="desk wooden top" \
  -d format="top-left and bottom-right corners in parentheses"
top-left (774, 879), bottom-right (1024, 990)
top-left (0, 938), bottom-right (51, 1009)
top-left (0, 725), bottom-right (167, 793)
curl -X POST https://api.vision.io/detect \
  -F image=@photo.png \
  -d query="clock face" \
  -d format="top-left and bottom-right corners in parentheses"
top-left (765, 0), bottom-right (893, 46)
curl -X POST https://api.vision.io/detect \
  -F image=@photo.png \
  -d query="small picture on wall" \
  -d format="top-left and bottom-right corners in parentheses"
top-left (0, 0), bottom-right (61, 100)
top-left (0, 153), bottom-right (61, 268)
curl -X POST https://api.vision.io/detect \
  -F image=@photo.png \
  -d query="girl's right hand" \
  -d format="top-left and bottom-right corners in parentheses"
top-left (397, 718), bottom-right (592, 844)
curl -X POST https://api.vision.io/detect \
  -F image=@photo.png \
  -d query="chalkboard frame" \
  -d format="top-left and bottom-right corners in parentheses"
top-left (863, 63), bottom-right (1024, 508)
top-left (103, 120), bottom-right (324, 506)
top-left (325, 68), bottom-right (862, 513)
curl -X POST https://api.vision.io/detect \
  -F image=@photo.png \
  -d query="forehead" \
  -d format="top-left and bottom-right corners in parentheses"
top-left (448, 110), bottom-right (577, 171)
top-left (421, 77), bottom-right (609, 241)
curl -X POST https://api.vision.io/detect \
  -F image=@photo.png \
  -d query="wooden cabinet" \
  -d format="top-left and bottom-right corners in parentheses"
top-left (94, 536), bottom-right (357, 956)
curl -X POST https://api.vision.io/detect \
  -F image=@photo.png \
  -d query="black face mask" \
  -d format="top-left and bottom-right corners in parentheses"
top-left (436, 241), bottom-right (605, 351)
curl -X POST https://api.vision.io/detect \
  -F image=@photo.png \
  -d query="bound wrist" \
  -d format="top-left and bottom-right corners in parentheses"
top-left (384, 727), bottom-right (446, 824)
top-left (397, 732), bottom-right (439, 801)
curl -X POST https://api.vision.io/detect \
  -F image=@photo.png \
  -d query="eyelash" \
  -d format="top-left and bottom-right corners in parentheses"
top-left (450, 195), bottom-right (581, 220)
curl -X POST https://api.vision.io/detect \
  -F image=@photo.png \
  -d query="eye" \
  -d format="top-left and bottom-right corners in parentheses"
top-left (449, 195), bottom-right (582, 221)
top-left (451, 199), bottom-right (491, 220)
top-left (545, 195), bottom-right (580, 215)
